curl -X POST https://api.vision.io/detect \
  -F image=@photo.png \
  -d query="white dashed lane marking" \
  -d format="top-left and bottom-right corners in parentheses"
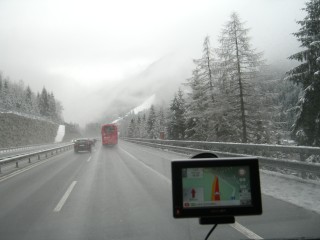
top-left (54, 181), bottom-right (77, 212)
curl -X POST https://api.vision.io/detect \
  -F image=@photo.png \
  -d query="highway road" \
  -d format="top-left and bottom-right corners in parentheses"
top-left (0, 140), bottom-right (319, 240)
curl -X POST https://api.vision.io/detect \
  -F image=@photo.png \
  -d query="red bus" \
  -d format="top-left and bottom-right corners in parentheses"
top-left (101, 124), bottom-right (118, 146)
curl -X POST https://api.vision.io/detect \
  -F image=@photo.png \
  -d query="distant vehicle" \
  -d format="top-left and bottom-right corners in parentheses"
top-left (74, 138), bottom-right (92, 153)
top-left (101, 124), bottom-right (118, 146)
top-left (90, 138), bottom-right (97, 146)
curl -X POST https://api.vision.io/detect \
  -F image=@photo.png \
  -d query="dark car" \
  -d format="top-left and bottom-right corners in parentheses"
top-left (74, 138), bottom-right (92, 153)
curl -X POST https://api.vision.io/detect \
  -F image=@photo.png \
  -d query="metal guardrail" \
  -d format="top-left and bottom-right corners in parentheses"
top-left (0, 143), bottom-right (61, 154)
top-left (123, 138), bottom-right (320, 178)
top-left (0, 143), bottom-right (74, 173)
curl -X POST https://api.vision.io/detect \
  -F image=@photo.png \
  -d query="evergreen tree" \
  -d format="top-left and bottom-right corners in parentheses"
top-left (0, 73), bottom-right (2, 92)
top-left (167, 94), bottom-right (179, 139)
top-left (54, 100), bottom-right (64, 122)
top-left (136, 114), bottom-right (141, 138)
top-left (217, 12), bottom-right (264, 143)
top-left (193, 36), bottom-right (218, 102)
top-left (25, 86), bottom-right (33, 113)
top-left (128, 118), bottom-right (136, 138)
top-left (251, 67), bottom-right (287, 144)
top-left (147, 105), bottom-right (157, 139)
top-left (48, 92), bottom-right (57, 121)
top-left (185, 69), bottom-right (210, 140)
top-left (140, 113), bottom-right (148, 138)
top-left (158, 106), bottom-right (166, 138)
top-left (185, 35), bottom-right (238, 142)
top-left (36, 92), bottom-right (41, 114)
top-left (39, 87), bottom-right (50, 117)
top-left (13, 80), bottom-right (25, 112)
top-left (2, 79), bottom-right (14, 110)
top-left (168, 89), bottom-right (186, 140)
top-left (0, 73), bottom-right (4, 108)
top-left (286, 0), bottom-right (320, 146)
top-left (277, 77), bottom-right (302, 141)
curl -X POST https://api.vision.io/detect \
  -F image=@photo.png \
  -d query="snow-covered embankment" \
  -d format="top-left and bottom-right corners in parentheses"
top-left (55, 125), bottom-right (65, 143)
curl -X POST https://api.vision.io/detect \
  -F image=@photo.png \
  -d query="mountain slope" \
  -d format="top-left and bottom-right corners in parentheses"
top-left (99, 53), bottom-right (193, 122)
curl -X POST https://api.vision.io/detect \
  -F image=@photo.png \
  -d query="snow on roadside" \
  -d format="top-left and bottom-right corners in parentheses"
top-left (55, 125), bottom-right (65, 143)
top-left (260, 170), bottom-right (320, 214)
top-left (112, 94), bottom-right (156, 124)
top-left (132, 94), bottom-right (155, 114)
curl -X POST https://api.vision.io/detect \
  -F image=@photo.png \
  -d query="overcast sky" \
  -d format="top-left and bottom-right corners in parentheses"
top-left (0, 0), bottom-right (306, 126)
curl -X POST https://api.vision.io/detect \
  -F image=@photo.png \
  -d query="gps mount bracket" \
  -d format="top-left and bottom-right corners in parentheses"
top-left (199, 216), bottom-right (235, 225)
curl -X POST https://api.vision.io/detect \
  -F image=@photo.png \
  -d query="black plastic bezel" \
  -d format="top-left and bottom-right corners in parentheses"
top-left (171, 157), bottom-right (262, 218)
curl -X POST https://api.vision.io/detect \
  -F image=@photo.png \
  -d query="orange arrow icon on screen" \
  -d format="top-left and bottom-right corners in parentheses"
top-left (191, 188), bottom-right (196, 198)
top-left (212, 176), bottom-right (220, 201)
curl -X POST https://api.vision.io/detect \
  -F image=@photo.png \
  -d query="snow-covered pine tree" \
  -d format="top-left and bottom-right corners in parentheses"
top-left (286, 0), bottom-right (320, 146)
top-left (134, 114), bottom-right (141, 138)
top-left (0, 73), bottom-right (2, 92)
top-left (192, 36), bottom-right (227, 141)
top-left (140, 113), bottom-right (148, 138)
top-left (253, 67), bottom-right (287, 144)
top-left (147, 105), bottom-right (157, 139)
top-left (54, 100), bottom-right (64, 123)
top-left (167, 89), bottom-right (186, 140)
top-left (185, 69), bottom-right (210, 140)
top-left (0, 73), bottom-right (3, 105)
top-left (157, 106), bottom-right (166, 138)
top-left (47, 92), bottom-right (57, 121)
top-left (277, 76), bottom-right (302, 142)
top-left (24, 86), bottom-right (34, 114)
top-left (39, 87), bottom-right (50, 117)
top-left (193, 36), bottom-right (218, 102)
top-left (12, 80), bottom-right (25, 112)
top-left (218, 12), bottom-right (264, 143)
top-left (127, 118), bottom-right (136, 138)
top-left (166, 99), bottom-right (175, 140)
top-left (2, 79), bottom-right (15, 110)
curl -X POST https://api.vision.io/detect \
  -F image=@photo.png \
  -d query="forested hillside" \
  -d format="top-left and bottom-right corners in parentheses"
top-left (120, 4), bottom-right (319, 146)
top-left (0, 73), bottom-right (63, 123)
top-left (0, 73), bottom-right (76, 147)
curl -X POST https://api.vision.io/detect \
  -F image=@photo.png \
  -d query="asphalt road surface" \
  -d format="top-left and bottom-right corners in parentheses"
top-left (0, 140), bottom-right (319, 240)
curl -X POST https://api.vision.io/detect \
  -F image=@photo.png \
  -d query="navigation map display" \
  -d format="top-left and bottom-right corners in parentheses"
top-left (182, 166), bottom-right (252, 209)
top-left (171, 157), bottom-right (262, 218)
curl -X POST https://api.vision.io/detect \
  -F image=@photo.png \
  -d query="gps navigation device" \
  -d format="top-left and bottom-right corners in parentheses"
top-left (171, 157), bottom-right (262, 218)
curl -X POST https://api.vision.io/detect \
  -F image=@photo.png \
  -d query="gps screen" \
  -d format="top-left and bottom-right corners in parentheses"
top-left (172, 157), bottom-right (262, 218)
top-left (182, 166), bottom-right (252, 208)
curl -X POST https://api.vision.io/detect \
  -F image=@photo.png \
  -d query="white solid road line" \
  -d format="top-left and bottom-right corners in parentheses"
top-left (231, 222), bottom-right (263, 239)
top-left (119, 146), bottom-right (264, 240)
top-left (119, 147), bottom-right (171, 184)
top-left (87, 156), bottom-right (92, 162)
top-left (54, 181), bottom-right (77, 212)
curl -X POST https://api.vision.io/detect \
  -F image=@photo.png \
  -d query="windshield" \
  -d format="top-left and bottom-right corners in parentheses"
top-left (0, 0), bottom-right (319, 239)
top-left (76, 139), bottom-right (89, 143)
top-left (104, 126), bottom-right (116, 134)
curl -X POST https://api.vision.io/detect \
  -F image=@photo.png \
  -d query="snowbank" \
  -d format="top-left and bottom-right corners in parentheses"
top-left (132, 94), bottom-right (156, 114)
top-left (261, 170), bottom-right (320, 214)
top-left (55, 125), bottom-right (65, 143)
top-left (112, 94), bottom-right (156, 124)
